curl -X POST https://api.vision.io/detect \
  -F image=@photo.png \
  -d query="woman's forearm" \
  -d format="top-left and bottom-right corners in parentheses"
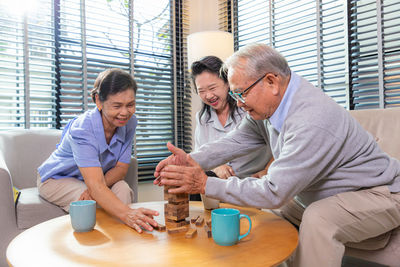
top-left (80, 167), bottom-right (130, 219)
top-left (103, 161), bottom-right (129, 187)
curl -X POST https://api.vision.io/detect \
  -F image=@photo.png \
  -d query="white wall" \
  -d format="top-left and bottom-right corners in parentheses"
top-left (137, 0), bottom-right (220, 203)
top-left (137, 181), bottom-right (164, 202)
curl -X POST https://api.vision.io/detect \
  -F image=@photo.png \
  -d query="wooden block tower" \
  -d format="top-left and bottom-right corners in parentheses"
top-left (164, 185), bottom-right (189, 232)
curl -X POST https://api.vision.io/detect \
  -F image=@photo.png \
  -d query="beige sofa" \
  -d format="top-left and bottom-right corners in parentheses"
top-left (344, 108), bottom-right (400, 266)
top-left (0, 129), bottom-right (138, 267)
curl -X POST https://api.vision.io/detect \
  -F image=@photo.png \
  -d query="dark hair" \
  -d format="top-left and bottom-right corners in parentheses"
top-left (191, 56), bottom-right (238, 124)
top-left (91, 68), bottom-right (137, 103)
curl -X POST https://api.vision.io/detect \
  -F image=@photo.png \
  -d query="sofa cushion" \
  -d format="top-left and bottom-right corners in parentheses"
top-left (16, 187), bottom-right (66, 229)
top-left (350, 108), bottom-right (400, 161)
top-left (0, 129), bottom-right (62, 189)
top-left (345, 226), bottom-right (400, 266)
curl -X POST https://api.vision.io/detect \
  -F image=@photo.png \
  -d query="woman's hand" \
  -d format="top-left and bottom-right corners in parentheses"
top-left (78, 189), bottom-right (94, 200)
top-left (251, 169), bottom-right (268, 178)
top-left (121, 207), bottom-right (159, 233)
top-left (252, 157), bottom-right (274, 178)
top-left (213, 164), bottom-right (235, 179)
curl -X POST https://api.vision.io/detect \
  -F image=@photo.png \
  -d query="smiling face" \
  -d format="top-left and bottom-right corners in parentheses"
top-left (96, 88), bottom-right (136, 131)
top-left (195, 71), bottom-right (229, 113)
top-left (228, 60), bottom-right (284, 120)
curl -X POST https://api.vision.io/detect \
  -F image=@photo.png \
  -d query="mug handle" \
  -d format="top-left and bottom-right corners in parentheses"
top-left (238, 214), bottom-right (252, 241)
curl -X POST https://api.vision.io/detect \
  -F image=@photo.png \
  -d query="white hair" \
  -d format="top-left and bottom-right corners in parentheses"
top-left (223, 43), bottom-right (291, 79)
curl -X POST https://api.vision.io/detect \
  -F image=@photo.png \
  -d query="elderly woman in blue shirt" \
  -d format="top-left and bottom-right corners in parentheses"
top-left (37, 68), bottom-right (158, 233)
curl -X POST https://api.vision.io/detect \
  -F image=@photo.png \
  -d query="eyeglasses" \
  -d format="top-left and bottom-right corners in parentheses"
top-left (229, 73), bottom-right (267, 104)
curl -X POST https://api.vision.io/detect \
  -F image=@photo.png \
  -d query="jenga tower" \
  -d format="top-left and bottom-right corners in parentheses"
top-left (164, 185), bottom-right (189, 232)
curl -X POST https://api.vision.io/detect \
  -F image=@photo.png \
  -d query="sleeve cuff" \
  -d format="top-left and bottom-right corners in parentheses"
top-left (205, 176), bottom-right (227, 199)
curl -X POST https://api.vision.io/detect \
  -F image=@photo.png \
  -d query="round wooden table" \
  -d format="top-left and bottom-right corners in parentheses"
top-left (7, 201), bottom-right (298, 267)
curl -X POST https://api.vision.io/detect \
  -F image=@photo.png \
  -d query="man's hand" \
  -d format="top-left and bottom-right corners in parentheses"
top-left (78, 189), bottom-right (93, 200)
top-left (213, 164), bottom-right (235, 179)
top-left (122, 207), bottom-right (159, 233)
top-left (159, 154), bottom-right (208, 195)
top-left (154, 142), bottom-right (189, 185)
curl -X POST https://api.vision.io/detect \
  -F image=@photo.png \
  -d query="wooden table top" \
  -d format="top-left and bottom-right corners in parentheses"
top-left (7, 201), bottom-right (298, 267)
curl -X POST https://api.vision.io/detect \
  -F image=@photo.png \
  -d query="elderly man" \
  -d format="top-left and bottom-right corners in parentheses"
top-left (154, 43), bottom-right (400, 266)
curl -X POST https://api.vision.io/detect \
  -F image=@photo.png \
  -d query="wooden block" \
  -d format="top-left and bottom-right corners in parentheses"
top-left (154, 224), bottom-right (166, 231)
top-left (164, 185), bottom-right (174, 192)
top-left (164, 185), bottom-right (178, 200)
top-left (164, 210), bottom-right (190, 219)
top-left (204, 225), bottom-right (212, 238)
top-left (191, 215), bottom-right (200, 224)
top-left (164, 186), bottom-right (188, 202)
top-left (206, 219), bottom-right (211, 228)
top-left (165, 212), bottom-right (189, 221)
top-left (165, 218), bottom-right (190, 228)
top-left (195, 216), bottom-right (204, 226)
top-left (164, 202), bottom-right (189, 221)
top-left (164, 203), bottom-right (189, 213)
top-left (167, 226), bottom-right (188, 234)
top-left (166, 196), bottom-right (188, 204)
top-left (168, 199), bottom-right (189, 205)
top-left (185, 228), bottom-right (197, 238)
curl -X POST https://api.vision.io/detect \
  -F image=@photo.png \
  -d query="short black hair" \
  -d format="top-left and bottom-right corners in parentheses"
top-left (91, 68), bottom-right (137, 103)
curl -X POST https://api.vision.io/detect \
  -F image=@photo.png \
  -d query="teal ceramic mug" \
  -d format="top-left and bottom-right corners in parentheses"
top-left (211, 208), bottom-right (252, 246)
top-left (69, 200), bottom-right (96, 232)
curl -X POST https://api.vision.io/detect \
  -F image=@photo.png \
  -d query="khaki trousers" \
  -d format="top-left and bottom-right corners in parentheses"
top-left (37, 173), bottom-right (133, 212)
top-left (276, 186), bottom-right (400, 267)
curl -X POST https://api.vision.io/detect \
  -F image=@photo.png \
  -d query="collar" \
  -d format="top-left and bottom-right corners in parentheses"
top-left (207, 108), bottom-right (236, 131)
top-left (269, 71), bottom-right (300, 132)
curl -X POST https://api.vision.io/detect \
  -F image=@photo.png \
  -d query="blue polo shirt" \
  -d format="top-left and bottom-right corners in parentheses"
top-left (38, 108), bottom-right (137, 182)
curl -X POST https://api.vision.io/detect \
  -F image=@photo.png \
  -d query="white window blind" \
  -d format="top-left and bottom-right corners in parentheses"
top-left (133, 0), bottom-right (174, 179)
top-left (319, 0), bottom-right (348, 106)
top-left (0, 6), bottom-right (25, 129)
top-left (234, 0), bottom-right (349, 108)
top-left (0, 0), bottom-right (188, 181)
top-left (233, 0), bottom-right (400, 110)
top-left (272, 0), bottom-right (318, 85)
top-left (236, 0), bottom-right (270, 46)
top-left (0, 0), bottom-right (55, 129)
top-left (350, 0), bottom-right (400, 109)
top-left (175, 0), bottom-right (192, 153)
top-left (218, 0), bottom-right (232, 32)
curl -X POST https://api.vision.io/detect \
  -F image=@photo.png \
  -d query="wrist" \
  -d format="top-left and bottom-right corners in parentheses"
top-left (116, 205), bottom-right (132, 221)
top-left (201, 174), bottom-right (208, 194)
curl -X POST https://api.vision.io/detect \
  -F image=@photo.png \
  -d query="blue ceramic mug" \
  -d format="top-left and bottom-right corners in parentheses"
top-left (211, 208), bottom-right (252, 246)
top-left (69, 200), bottom-right (96, 232)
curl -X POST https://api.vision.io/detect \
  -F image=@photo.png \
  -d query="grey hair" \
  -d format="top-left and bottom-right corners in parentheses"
top-left (223, 43), bottom-right (291, 79)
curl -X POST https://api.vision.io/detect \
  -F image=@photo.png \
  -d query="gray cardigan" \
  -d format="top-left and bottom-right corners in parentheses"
top-left (191, 75), bottom-right (400, 209)
top-left (194, 107), bottom-right (272, 178)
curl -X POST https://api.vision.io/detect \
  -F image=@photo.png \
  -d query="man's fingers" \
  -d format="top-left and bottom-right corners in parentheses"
top-left (166, 142), bottom-right (185, 156)
top-left (167, 185), bottom-right (188, 194)
top-left (154, 157), bottom-right (169, 175)
top-left (154, 142), bottom-right (187, 179)
top-left (162, 164), bottom-right (185, 173)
